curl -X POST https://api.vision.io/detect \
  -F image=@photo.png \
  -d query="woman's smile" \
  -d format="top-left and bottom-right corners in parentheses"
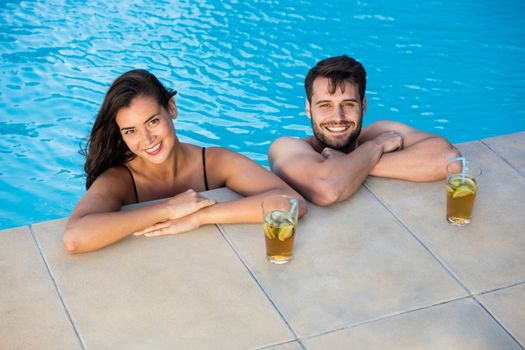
top-left (144, 141), bottom-right (162, 156)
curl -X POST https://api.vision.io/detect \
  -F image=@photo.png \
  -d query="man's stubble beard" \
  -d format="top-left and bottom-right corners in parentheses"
top-left (311, 117), bottom-right (363, 152)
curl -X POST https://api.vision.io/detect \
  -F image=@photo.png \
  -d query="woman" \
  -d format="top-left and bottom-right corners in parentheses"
top-left (64, 69), bottom-right (305, 253)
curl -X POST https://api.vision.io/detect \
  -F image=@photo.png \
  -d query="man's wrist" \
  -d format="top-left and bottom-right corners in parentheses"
top-left (363, 140), bottom-right (384, 154)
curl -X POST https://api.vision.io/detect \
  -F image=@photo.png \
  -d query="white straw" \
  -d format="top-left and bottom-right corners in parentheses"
top-left (449, 157), bottom-right (467, 183)
top-left (288, 199), bottom-right (298, 221)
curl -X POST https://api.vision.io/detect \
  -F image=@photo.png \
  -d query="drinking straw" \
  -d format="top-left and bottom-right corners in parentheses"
top-left (449, 157), bottom-right (467, 182)
top-left (288, 199), bottom-right (298, 221)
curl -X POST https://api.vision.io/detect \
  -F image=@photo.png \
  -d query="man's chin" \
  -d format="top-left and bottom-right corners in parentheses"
top-left (315, 134), bottom-right (359, 151)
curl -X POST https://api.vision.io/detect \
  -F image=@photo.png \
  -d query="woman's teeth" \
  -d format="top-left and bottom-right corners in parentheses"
top-left (145, 143), bottom-right (161, 154)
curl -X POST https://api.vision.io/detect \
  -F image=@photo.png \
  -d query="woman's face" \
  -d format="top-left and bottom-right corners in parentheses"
top-left (115, 95), bottom-right (176, 164)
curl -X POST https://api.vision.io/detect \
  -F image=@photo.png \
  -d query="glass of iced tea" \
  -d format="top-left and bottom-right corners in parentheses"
top-left (446, 158), bottom-right (481, 226)
top-left (262, 195), bottom-right (299, 264)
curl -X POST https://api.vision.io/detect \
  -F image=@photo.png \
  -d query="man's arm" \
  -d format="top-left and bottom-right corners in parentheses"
top-left (268, 134), bottom-right (400, 206)
top-left (360, 121), bottom-right (461, 181)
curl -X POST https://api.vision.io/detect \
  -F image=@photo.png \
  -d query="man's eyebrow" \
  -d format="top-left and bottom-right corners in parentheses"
top-left (315, 98), bottom-right (358, 105)
top-left (120, 112), bottom-right (161, 131)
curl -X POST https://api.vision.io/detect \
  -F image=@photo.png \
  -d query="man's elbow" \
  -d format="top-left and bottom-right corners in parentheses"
top-left (306, 180), bottom-right (342, 207)
top-left (446, 145), bottom-right (461, 160)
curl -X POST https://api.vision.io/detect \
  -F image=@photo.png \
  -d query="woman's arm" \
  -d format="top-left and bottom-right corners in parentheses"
top-left (63, 167), bottom-right (214, 253)
top-left (134, 148), bottom-right (306, 237)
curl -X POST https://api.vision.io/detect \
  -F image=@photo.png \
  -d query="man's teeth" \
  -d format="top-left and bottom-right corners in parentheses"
top-left (325, 125), bottom-right (349, 132)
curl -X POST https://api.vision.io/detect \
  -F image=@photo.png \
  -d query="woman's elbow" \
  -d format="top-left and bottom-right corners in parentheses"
top-left (63, 225), bottom-right (86, 254)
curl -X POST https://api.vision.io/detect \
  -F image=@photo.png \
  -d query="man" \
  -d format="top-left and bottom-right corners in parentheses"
top-left (268, 55), bottom-right (460, 206)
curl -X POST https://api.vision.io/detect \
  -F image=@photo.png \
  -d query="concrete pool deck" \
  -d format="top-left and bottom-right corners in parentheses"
top-left (1, 131), bottom-right (524, 349)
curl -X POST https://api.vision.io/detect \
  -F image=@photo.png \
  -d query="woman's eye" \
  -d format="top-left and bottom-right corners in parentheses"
top-left (124, 129), bottom-right (135, 135)
top-left (148, 118), bottom-right (160, 126)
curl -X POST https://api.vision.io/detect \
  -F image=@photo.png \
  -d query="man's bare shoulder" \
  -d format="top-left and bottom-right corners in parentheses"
top-left (362, 120), bottom-right (414, 134)
top-left (269, 136), bottom-right (322, 170)
top-left (269, 136), bottom-right (320, 157)
top-left (360, 120), bottom-right (426, 141)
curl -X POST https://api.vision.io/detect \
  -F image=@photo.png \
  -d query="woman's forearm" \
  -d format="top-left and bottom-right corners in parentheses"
top-left (64, 202), bottom-right (170, 253)
top-left (197, 188), bottom-right (306, 226)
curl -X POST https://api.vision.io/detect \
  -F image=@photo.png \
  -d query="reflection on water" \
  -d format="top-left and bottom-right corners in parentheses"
top-left (0, 0), bottom-right (524, 228)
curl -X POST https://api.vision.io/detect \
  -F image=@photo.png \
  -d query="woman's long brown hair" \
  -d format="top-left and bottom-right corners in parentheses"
top-left (82, 69), bottom-right (176, 189)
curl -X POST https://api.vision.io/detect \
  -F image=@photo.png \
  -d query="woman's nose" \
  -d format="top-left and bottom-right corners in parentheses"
top-left (142, 129), bottom-right (155, 144)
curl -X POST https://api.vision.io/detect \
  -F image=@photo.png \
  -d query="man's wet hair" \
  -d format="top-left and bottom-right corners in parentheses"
top-left (305, 55), bottom-right (366, 104)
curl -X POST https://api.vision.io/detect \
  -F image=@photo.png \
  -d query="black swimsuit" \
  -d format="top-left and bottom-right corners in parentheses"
top-left (120, 147), bottom-right (209, 204)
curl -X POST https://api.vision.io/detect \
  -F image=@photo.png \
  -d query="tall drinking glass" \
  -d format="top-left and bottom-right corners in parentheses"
top-left (262, 195), bottom-right (298, 264)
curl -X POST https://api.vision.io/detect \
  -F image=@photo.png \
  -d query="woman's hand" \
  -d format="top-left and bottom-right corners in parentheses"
top-left (165, 189), bottom-right (215, 220)
top-left (133, 212), bottom-right (202, 237)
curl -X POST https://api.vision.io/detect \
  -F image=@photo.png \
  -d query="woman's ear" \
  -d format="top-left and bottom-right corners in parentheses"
top-left (169, 97), bottom-right (177, 120)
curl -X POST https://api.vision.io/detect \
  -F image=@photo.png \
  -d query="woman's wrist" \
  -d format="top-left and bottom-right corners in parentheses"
top-left (194, 205), bottom-right (212, 226)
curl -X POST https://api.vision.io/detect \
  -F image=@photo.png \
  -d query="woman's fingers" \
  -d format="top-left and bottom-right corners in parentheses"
top-left (133, 221), bottom-right (170, 236)
top-left (134, 214), bottom-right (201, 237)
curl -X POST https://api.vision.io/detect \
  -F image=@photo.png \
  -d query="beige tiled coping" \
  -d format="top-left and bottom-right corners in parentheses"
top-left (31, 217), bottom-right (294, 350)
top-left (482, 131), bottom-right (525, 177)
top-left (365, 139), bottom-right (525, 294)
top-left (302, 298), bottom-right (522, 350)
top-left (478, 283), bottom-right (525, 346)
top-left (220, 187), bottom-right (467, 337)
top-left (0, 227), bottom-right (80, 350)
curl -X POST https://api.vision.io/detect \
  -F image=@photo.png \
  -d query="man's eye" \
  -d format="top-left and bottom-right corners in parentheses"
top-left (343, 103), bottom-right (355, 108)
top-left (319, 103), bottom-right (330, 108)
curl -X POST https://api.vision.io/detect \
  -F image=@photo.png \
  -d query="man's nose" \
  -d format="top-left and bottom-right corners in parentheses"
top-left (334, 105), bottom-right (345, 119)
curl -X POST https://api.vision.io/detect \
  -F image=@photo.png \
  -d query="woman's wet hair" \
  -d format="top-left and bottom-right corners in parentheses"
top-left (304, 55), bottom-right (366, 104)
top-left (82, 69), bottom-right (177, 188)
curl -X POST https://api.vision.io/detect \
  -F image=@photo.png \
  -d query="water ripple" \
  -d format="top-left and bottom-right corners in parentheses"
top-left (1, 0), bottom-right (524, 228)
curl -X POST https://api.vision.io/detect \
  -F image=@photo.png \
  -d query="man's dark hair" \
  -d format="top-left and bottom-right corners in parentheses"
top-left (305, 55), bottom-right (366, 103)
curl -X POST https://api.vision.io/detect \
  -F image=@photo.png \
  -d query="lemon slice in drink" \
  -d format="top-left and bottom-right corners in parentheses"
top-left (453, 187), bottom-right (475, 198)
top-left (277, 225), bottom-right (294, 241)
top-left (264, 225), bottom-right (274, 239)
top-left (452, 180), bottom-right (476, 198)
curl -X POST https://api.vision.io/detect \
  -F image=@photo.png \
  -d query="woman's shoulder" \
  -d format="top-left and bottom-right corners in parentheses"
top-left (203, 146), bottom-right (252, 165)
top-left (90, 165), bottom-right (136, 200)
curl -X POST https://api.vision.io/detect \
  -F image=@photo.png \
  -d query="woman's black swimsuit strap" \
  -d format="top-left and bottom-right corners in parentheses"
top-left (202, 147), bottom-right (209, 191)
top-left (119, 165), bottom-right (139, 203)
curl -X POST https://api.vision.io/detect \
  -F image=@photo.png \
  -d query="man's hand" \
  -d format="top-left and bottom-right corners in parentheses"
top-left (371, 131), bottom-right (403, 153)
top-left (321, 147), bottom-right (345, 159)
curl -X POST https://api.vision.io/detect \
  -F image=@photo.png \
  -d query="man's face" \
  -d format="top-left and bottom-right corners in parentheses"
top-left (306, 77), bottom-right (366, 151)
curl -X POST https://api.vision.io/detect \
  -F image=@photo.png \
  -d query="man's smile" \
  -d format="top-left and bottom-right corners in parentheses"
top-left (322, 123), bottom-right (353, 134)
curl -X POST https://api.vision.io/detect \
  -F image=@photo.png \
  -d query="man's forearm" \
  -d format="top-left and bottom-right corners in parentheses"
top-left (316, 141), bottom-right (384, 204)
top-left (369, 136), bottom-right (459, 181)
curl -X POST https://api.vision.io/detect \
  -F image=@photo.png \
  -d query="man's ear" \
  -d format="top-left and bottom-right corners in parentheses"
top-left (362, 96), bottom-right (367, 115)
top-left (305, 99), bottom-right (312, 119)
top-left (169, 97), bottom-right (177, 120)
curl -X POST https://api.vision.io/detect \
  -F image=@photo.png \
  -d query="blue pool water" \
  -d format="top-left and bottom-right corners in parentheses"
top-left (1, 0), bottom-right (524, 229)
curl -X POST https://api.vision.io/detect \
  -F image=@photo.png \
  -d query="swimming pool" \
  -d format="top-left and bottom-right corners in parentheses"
top-left (1, 0), bottom-right (524, 229)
